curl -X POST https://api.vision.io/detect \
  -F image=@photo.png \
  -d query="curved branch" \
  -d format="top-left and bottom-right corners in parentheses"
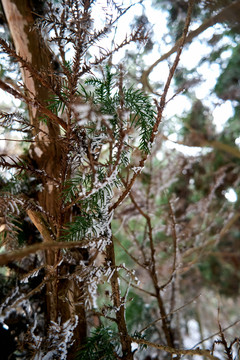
top-left (141, 1), bottom-right (240, 91)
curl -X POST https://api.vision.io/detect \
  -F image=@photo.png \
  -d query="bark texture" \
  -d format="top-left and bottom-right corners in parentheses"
top-left (1, 0), bottom-right (86, 356)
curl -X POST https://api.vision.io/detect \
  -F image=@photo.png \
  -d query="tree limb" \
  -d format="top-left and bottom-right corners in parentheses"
top-left (0, 240), bottom-right (89, 266)
top-left (130, 337), bottom-right (220, 360)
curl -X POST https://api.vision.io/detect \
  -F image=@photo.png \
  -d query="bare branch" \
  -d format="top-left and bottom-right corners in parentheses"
top-left (130, 337), bottom-right (220, 360)
top-left (0, 240), bottom-right (90, 266)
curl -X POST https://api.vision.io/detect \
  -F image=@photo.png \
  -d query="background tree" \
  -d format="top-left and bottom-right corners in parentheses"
top-left (0, 1), bottom-right (240, 360)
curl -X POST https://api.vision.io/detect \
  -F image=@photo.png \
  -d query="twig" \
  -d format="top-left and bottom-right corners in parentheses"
top-left (157, 198), bottom-right (178, 291)
top-left (106, 235), bottom-right (133, 359)
top-left (193, 319), bottom-right (240, 349)
top-left (113, 235), bottom-right (146, 270)
top-left (119, 274), bottom-right (156, 298)
top-left (27, 208), bottom-right (56, 243)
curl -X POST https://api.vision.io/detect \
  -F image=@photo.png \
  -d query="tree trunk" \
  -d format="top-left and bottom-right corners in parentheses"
top-left (1, 0), bottom-right (87, 355)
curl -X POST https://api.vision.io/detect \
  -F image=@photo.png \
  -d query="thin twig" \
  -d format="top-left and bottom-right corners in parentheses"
top-left (113, 236), bottom-right (146, 270)
top-left (119, 274), bottom-right (156, 298)
top-left (193, 319), bottom-right (240, 349)
top-left (157, 198), bottom-right (179, 291)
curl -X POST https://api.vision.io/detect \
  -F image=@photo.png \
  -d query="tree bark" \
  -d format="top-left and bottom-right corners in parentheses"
top-left (1, 0), bottom-right (86, 355)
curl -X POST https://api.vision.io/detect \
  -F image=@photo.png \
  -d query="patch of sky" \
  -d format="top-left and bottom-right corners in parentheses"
top-left (212, 100), bottom-right (234, 132)
top-left (223, 187), bottom-right (238, 203)
top-left (235, 137), bottom-right (240, 148)
top-left (164, 140), bottom-right (211, 157)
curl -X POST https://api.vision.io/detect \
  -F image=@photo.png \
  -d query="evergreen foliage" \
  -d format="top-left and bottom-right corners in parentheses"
top-left (76, 327), bottom-right (118, 360)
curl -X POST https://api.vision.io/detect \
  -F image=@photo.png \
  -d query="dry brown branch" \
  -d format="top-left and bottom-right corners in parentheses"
top-left (91, 310), bottom-right (118, 324)
top-left (124, 178), bottom-right (175, 346)
top-left (119, 274), bottom-right (156, 298)
top-left (27, 208), bottom-right (55, 243)
top-left (130, 337), bottom-right (220, 360)
top-left (194, 319), bottom-right (240, 355)
top-left (111, 2), bottom-right (195, 348)
top-left (0, 155), bottom-right (59, 183)
top-left (0, 240), bottom-right (90, 266)
top-left (218, 212), bottom-right (240, 239)
top-left (0, 38), bottom-right (54, 92)
top-left (106, 236), bottom-right (133, 360)
top-left (110, 159), bottom-right (146, 211)
top-left (157, 199), bottom-right (179, 291)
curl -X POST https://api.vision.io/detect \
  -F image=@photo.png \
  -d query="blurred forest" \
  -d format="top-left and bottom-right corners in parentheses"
top-left (0, 0), bottom-right (240, 359)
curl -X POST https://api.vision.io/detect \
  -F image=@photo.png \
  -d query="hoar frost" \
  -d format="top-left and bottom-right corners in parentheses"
top-left (32, 316), bottom-right (79, 360)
